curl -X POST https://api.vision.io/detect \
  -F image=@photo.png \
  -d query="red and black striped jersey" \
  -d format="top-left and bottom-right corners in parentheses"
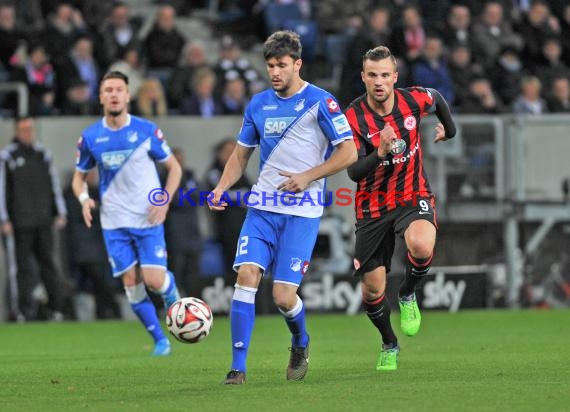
top-left (345, 87), bottom-right (435, 220)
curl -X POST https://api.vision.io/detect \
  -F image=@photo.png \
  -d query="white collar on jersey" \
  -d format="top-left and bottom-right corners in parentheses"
top-left (274, 81), bottom-right (309, 100)
top-left (102, 114), bottom-right (132, 131)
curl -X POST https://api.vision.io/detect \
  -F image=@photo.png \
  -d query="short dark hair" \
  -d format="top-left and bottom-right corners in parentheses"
top-left (15, 115), bottom-right (33, 124)
top-left (362, 46), bottom-right (397, 71)
top-left (263, 31), bottom-right (302, 61)
top-left (102, 70), bottom-right (129, 85)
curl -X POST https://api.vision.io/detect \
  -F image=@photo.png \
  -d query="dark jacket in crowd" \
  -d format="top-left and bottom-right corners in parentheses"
top-left (0, 140), bottom-right (66, 228)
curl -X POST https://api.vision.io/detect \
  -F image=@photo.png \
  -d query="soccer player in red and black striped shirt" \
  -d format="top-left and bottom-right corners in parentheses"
top-left (345, 46), bottom-right (456, 370)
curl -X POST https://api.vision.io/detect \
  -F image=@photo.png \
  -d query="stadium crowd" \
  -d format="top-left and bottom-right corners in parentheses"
top-left (0, 0), bottom-right (568, 117)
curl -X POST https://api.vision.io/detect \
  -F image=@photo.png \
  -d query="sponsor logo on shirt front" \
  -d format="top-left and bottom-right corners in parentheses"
top-left (264, 117), bottom-right (295, 138)
top-left (101, 150), bottom-right (133, 170)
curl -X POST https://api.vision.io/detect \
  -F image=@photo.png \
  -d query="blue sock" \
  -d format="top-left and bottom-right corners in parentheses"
top-left (280, 295), bottom-right (309, 348)
top-left (230, 284), bottom-right (257, 373)
top-left (155, 270), bottom-right (180, 309)
top-left (126, 283), bottom-right (166, 343)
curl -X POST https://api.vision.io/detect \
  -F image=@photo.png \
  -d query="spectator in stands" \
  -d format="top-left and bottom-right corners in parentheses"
top-left (560, 4), bottom-right (570, 66)
top-left (108, 47), bottom-right (145, 99)
top-left (418, 0), bottom-right (450, 30)
top-left (472, 1), bottom-right (523, 69)
top-left (315, 0), bottom-right (371, 35)
top-left (512, 75), bottom-right (548, 114)
top-left (97, 1), bottom-right (142, 68)
top-left (515, 0), bottom-right (559, 65)
top-left (0, 3), bottom-right (26, 73)
top-left (162, 147), bottom-right (202, 296)
top-left (221, 77), bottom-right (249, 115)
top-left (439, 4), bottom-right (474, 49)
top-left (390, 5), bottom-right (426, 64)
top-left (168, 41), bottom-right (210, 109)
top-left (64, 170), bottom-right (121, 319)
top-left (547, 76), bottom-right (570, 113)
top-left (131, 78), bottom-right (168, 117)
top-left (39, 2), bottom-right (87, 64)
top-left (532, 36), bottom-right (570, 91)
top-left (412, 33), bottom-right (455, 106)
top-left (55, 34), bottom-right (100, 109)
top-left (61, 79), bottom-right (100, 115)
top-left (11, 43), bottom-right (58, 116)
top-left (0, 116), bottom-right (67, 321)
top-left (143, 5), bottom-right (185, 70)
top-left (490, 45), bottom-right (525, 106)
top-left (339, 6), bottom-right (392, 106)
top-left (214, 35), bottom-right (266, 98)
top-left (203, 138), bottom-right (251, 277)
top-left (179, 66), bottom-right (224, 117)
top-left (448, 43), bottom-right (485, 110)
top-left (460, 75), bottom-right (507, 114)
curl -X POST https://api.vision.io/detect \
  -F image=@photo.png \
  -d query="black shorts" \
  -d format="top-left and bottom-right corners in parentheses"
top-left (353, 196), bottom-right (437, 277)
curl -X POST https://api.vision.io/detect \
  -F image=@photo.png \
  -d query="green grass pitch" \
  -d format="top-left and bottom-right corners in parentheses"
top-left (0, 310), bottom-right (569, 412)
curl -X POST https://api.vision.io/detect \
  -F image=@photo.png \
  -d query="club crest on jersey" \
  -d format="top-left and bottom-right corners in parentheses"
top-left (294, 98), bottom-right (305, 112)
top-left (391, 139), bottom-right (407, 155)
top-left (264, 117), bottom-right (295, 138)
top-left (290, 257), bottom-right (302, 272)
top-left (127, 131), bottom-right (138, 143)
top-left (404, 115), bottom-right (416, 131)
top-left (326, 98), bottom-right (340, 113)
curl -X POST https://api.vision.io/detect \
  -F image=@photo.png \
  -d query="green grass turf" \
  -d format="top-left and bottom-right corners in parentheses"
top-left (0, 310), bottom-right (569, 412)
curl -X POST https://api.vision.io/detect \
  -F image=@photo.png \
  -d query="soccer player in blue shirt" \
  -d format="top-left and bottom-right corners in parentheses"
top-left (209, 31), bottom-right (357, 384)
top-left (72, 71), bottom-right (182, 356)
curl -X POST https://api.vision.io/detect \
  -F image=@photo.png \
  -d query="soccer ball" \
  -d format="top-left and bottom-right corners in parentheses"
top-left (166, 297), bottom-right (213, 344)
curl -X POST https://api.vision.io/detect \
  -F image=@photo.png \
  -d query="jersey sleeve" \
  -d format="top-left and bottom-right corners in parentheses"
top-left (75, 135), bottom-right (96, 172)
top-left (318, 95), bottom-right (353, 145)
top-left (149, 126), bottom-right (172, 162)
top-left (344, 106), bottom-right (368, 157)
top-left (408, 87), bottom-right (436, 115)
top-left (237, 103), bottom-right (259, 147)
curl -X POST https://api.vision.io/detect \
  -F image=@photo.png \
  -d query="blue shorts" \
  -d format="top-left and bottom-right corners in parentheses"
top-left (233, 208), bottom-right (320, 286)
top-left (102, 226), bottom-right (167, 277)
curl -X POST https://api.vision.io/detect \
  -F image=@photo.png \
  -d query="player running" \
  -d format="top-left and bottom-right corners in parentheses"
top-left (72, 71), bottom-right (182, 356)
top-left (209, 31), bottom-right (357, 384)
top-left (345, 46), bottom-right (456, 370)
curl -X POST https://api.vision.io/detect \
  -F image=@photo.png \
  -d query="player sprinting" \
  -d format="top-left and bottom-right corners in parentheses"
top-left (345, 46), bottom-right (456, 370)
top-left (72, 71), bottom-right (182, 356)
top-left (209, 31), bottom-right (357, 384)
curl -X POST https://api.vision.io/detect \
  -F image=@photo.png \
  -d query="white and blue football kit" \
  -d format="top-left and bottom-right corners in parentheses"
top-left (234, 82), bottom-right (353, 286)
top-left (76, 115), bottom-right (171, 276)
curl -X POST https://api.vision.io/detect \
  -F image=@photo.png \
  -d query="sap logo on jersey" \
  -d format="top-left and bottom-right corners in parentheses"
top-left (101, 150), bottom-right (132, 169)
top-left (264, 117), bottom-right (295, 138)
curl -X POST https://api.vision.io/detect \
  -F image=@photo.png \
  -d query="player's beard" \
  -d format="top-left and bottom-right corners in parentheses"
top-left (107, 109), bottom-right (123, 117)
top-left (370, 90), bottom-right (390, 105)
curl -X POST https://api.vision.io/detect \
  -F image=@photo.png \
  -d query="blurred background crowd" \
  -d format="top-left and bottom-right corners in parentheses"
top-left (0, 0), bottom-right (568, 118)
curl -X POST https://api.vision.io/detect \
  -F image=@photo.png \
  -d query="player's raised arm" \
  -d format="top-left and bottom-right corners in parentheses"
top-left (209, 143), bottom-right (255, 211)
top-left (426, 88), bottom-right (457, 143)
